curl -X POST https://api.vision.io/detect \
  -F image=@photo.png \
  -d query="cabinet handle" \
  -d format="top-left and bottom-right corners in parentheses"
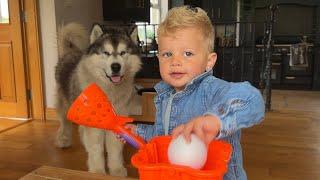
top-left (285, 76), bottom-right (296, 80)
top-left (272, 63), bottom-right (281, 66)
top-left (218, 8), bottom-right (221, 18)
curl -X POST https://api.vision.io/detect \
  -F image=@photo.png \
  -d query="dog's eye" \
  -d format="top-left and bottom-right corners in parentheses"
top-left (103, 51), bottom-right (111, 56)
top-left (120, 51), bottom-right (127, 56)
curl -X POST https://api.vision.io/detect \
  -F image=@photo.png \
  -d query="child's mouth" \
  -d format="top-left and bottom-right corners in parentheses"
top-left (170, 72), bottom-right (185, 79)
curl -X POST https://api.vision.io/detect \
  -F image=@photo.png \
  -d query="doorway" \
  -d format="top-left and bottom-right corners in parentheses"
top-left (0, 0), bottom-right (44, 120)
top-left (0, 0), bottom-right (28, 118)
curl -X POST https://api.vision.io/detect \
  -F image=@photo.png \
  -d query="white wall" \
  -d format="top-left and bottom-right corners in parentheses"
top-left (54, 0), bottom-right (102, 30)
top-left (39, 0), bottom-right (58, 108)
top-left (39, 0), bottom-right (103, 108)
top-left (160, 0), bottom-right (169, 21)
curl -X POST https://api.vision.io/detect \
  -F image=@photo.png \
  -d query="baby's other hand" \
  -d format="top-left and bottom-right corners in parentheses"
top-left (172, 115), bottom-right (221, 146)
top-left (116, 124), bottom-right (137, 144)
top-left (125, 123), bottom-right (137, 134)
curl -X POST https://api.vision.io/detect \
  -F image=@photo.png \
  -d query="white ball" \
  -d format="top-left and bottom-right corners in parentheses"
top-left (168, 134), bottom-right (208, 169)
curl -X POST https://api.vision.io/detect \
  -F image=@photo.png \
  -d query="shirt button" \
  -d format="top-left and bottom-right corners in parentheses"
top-left (218, 106), bottom-right (225, 115)
top-left (171, 106), bottom-right (176, 114)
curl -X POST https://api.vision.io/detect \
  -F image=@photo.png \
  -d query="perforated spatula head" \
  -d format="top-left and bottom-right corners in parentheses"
top-left (67, 83), bottom-right (133, 130)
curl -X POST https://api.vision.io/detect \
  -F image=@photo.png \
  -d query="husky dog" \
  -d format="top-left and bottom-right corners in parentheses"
top-left (55, 23), bottom-right (142, 176)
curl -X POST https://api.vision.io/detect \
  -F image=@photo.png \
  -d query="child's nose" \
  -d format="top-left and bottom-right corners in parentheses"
top-left (170, 55), bottom-right (182, 66)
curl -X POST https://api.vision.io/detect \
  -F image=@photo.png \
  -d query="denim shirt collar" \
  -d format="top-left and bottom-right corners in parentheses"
top-left (154, 70), bottom-right (213, 97)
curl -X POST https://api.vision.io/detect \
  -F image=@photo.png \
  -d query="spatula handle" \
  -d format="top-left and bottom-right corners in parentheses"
top-left (116, 126), bottom-right (145, 149)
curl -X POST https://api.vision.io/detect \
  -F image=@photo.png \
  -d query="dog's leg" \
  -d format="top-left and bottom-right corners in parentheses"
top-left (55, 114), bottom-right (73, 148)
top-left (105, 131), bottom-right (127, 177)
top-left (81, 127), bottom-right (106, 174)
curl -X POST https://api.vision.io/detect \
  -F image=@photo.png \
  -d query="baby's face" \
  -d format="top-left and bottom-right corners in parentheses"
top-left (158, 27), bottom-right (216, 92)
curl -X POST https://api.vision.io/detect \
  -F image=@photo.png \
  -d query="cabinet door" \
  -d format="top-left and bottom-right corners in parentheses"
top-left (216, 47), bottom-right (256, 83)
top-left (313, 47), bottom-right (320, 90)
top-left (211, 0), bottom-right (236, 22)
top-left (102, 0), bottom-right (150, 22)
top-left (201, 0), bottom-right (214, 20)
top-left (219, 48), bottom-right (241, 82)
top-left (241, 47), bottom-right (255, 82)
top-left (222, 0), bottom-right (236, 21)
top-left (253, 48), bottom-right (263, 86)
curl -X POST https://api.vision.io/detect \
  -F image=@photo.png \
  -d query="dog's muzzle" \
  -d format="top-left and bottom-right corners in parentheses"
top-left (104, 63), bottom-right (123, 84)
top-left (111, 63), bottom-right (121, 73)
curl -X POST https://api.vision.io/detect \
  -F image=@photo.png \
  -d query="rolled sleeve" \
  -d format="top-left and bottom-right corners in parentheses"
top-left (204, 83), bottom-right (265, 139)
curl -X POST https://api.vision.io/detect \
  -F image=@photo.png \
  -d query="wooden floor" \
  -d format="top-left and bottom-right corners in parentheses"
top-left (0, 119), bottom-right (29, 133)
top-left (242, 90), bottom-right (320, 180)
top-left (0, 90), bottom-right (319, 180)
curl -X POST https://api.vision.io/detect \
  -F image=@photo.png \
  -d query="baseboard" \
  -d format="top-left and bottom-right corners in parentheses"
top-left (45, 108), bottom-right (58, 120)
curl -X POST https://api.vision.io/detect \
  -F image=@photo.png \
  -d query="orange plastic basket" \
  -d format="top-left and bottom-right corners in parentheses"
top-left (131, 136), bottom-right (232, 180)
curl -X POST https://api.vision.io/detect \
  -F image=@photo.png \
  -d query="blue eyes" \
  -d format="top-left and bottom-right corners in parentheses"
top-left (162, 52), bottom-right (173, 58)
top-left (160, 51), bottom-right (194, 58)
top-left (184, 52), bottom-right (194, 56)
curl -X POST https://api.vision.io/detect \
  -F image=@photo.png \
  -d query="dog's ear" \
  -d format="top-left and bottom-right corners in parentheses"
top-left (130, 27), bottom-right (139, 45)
top-left (90, 24), bottom-right (103, 44)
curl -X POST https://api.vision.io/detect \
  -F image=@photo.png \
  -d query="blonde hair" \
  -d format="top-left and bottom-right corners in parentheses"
top-left (157, 6), bottom-right (215, 51)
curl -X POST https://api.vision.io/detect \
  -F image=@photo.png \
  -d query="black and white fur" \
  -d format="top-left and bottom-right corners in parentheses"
top-left (55, 23), bottom-right (142, 176)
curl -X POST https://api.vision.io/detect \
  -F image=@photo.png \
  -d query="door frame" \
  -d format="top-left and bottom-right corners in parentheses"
top-left (22, 0), bottom-right (45, 120)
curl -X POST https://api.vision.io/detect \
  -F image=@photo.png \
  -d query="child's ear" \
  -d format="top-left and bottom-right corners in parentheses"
top-left (206, 52), bottom-right (217, 71)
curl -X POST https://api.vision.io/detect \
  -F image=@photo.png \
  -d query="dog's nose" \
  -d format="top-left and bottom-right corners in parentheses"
top-left (111, 63), bottom-right (121, 73)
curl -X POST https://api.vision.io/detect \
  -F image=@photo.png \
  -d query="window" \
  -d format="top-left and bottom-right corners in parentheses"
top-left (136, 0), bottom-right (168, 55)
top-left (0, 0), bottom-right (9, 24)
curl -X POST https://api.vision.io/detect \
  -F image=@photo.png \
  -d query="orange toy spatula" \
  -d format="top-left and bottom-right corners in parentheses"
top-left (67, 83), bottom-right (145, 149)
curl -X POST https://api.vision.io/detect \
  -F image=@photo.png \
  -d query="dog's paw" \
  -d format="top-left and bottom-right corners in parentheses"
top-left (109, 167), bottom-right (127, 177)
top-left (55, 134), bottom-right (72, 148)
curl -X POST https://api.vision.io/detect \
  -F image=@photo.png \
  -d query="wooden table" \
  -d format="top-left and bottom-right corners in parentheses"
top-left (20, 166), bottom-right (137, 180)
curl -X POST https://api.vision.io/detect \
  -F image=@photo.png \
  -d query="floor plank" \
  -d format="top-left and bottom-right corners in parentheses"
top-left (0, 119), bottom-right (29, 133)
top-left (243, 90), bottom-right (320, 180)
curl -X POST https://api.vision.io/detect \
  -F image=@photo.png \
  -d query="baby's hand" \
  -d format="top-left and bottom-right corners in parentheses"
top-left (116, 124), bottom-right (137, 144)
top-left (172, 115), bottom-right (221, 146)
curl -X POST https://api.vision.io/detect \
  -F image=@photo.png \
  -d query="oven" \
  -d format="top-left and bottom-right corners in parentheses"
top-left (281, 44), bottom-right (314, 86)
top-left (255, 44), bottom-right (314, 89)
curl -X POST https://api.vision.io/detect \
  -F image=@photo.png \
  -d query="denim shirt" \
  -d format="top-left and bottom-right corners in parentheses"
top-left (136, 70), bottom-right (265, 180)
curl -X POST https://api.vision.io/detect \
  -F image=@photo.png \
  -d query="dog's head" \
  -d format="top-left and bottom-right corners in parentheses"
top-left (84, 24), bottom-right (141, 86)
